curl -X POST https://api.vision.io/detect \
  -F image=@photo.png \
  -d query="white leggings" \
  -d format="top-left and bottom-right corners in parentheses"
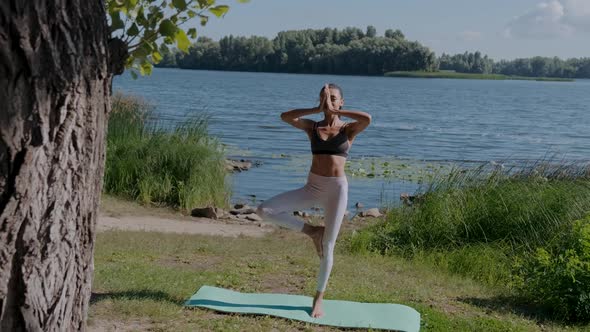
top-left (256, 172), bottom-right (348, 292)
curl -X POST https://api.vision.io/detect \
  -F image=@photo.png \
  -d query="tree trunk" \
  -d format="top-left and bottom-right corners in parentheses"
top-left (0, 1), bottom-right (110, 330)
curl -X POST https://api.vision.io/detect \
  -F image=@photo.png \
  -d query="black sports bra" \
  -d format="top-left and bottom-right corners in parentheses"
top-left (310, 122), bottom-right (351, 158)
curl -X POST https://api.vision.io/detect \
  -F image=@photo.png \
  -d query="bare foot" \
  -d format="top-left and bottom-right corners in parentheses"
top-left (311, 299), bottom-right (324, 318)
top-left (310, 225), bottom-right (325, 259)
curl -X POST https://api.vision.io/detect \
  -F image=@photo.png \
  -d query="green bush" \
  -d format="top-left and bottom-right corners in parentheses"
top-left (347, 163), bottom-right (590, 321)
top-left (104, 93), bottom-right (229, 212)
top-left (513, 216), bottom-right (590, 322)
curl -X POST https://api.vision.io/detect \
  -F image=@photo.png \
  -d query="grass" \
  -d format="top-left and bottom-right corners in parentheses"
top-left (384, 71), bottom-right (574, 82)
top-left (405, 165), bottom-right (589, 250)
top-left (104, 93), bottom-right (229, 213)
top-left (349, 161), bottom-right (590, 323)
top-left (350, 162), bottom-right (590, 253)
top-left (89, 227), bottom-right (589, 331)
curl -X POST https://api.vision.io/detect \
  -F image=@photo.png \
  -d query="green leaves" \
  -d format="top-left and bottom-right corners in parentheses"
top-left (151, 51), bottom-right (163, 63)
top-left (158, 19), bottom-right (177, 37)
top-left (109, 12), bottom-right (125, 32)
top-left (175, 29), bottom-right (190, 52)
top-left (187, 28), bottom-right (197, 39)
top-left (108, 0), bottom-right (137, 16)
top-left (172, 0), bottom-right (187, 10)
top-left (139, 60), bottom-right (153, 75)
top-left (199, 15), bottom-right (209, 26)
top-left (127, 23), bottom-right (140, 36)
top-left (208, 5), bottom-right (229, 17)
top-left (106, 0), bottom-right (249, 78)
top-left (516, 216), bottom-right (590, 322)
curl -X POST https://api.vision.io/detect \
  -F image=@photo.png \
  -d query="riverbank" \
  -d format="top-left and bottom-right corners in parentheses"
top-left (99, 195), bottom-right (272, 237)
top-left (98, 194), bottom-right (373, 236)
top-left (351, 163), bottom-right (590, 323)
top-left (384, 71), bottom-right (574, 81)
top-left (89, 195), bottom-right (589, 331)
top-left (105, 93), bottom-right (229, 213)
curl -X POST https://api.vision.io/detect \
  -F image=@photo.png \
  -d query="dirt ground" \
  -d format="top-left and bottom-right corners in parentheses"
top-left (98, 195), bottom-right (272, 238)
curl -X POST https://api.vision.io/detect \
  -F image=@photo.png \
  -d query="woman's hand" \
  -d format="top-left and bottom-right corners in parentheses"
top-left (322, 84), bottom-right (339, 115)
top-left (317, 93), bottom-right (327, 113)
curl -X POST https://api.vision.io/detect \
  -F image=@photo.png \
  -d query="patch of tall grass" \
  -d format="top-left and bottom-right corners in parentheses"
top-left (348, 161), bottom-right (590, 321)
top-left (355, 162), bottom-right (590, 252)
top-left (104, 93), bottom-right (229, 212)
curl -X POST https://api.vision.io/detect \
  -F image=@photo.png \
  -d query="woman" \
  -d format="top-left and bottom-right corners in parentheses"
top-left (256, 83), bottom-right (371, 318)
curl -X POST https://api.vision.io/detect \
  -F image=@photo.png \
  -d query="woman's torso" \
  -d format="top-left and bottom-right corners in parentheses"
top-left (307, 121), bottom-right (351, 177)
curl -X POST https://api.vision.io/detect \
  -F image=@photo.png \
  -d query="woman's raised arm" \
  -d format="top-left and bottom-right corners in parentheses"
top-left (280, 107), bottom-right (321, 131)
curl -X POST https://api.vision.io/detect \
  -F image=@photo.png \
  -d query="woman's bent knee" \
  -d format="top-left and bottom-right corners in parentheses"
top-left (257, 204), bottom-right (274, 217)
top-left (256, 204), bottom-right (266, 216)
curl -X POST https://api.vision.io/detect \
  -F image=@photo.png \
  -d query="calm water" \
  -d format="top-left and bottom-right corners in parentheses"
top-left (113, 69), bottom-right (590, 210)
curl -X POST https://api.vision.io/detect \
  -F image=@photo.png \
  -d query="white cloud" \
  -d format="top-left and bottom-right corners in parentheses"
top-left (505, 0), bottom-right (590, 39)
top-left (459, 30), bottom-right (482, 42)
top-left (562, 0), bottom-right (590, 29)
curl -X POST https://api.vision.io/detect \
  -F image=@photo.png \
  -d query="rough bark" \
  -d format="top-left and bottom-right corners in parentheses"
top-left (0, 0), bottom-right (110, 330)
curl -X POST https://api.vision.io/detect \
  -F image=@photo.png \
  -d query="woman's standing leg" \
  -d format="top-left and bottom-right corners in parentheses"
top-left (316, 179), bottom-right (348, 291)
top-left (311, 178), bottom-right (348, 317)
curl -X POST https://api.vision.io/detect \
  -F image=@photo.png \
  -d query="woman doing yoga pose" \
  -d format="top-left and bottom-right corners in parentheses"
top-left (256, 83), bottom-right (372, 318)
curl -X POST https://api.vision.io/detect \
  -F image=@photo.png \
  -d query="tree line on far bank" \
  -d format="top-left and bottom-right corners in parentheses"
top-left (155, 26), bottom-right (590, 79)
top-left (157, 26), bottom-right (438, 75)
top-left (439, 52), bottom-right (590, 79)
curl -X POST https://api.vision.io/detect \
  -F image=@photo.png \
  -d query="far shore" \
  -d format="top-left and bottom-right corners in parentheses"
top-left (385, 71), bottom-right (574, 82)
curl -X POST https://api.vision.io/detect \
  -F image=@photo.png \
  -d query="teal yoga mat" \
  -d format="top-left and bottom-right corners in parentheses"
top-left (185, 286), bottom-right (420, 331)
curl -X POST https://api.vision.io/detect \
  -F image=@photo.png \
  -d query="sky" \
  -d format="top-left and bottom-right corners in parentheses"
top-left (194, 0), bottom-right (590, 60)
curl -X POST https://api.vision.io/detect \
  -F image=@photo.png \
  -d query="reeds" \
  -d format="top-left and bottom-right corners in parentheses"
top-left (104, 93), bottom-right (229, 212)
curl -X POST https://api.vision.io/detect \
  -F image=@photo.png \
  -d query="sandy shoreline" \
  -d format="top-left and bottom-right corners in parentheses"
top-left (98, 195), bottom-right (272, 237)
top-left (97, 214), bottom-right (272, 237)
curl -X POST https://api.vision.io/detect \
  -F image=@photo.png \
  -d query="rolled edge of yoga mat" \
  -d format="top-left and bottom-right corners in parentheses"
top-left (185, 286), bottom-right (421, 332)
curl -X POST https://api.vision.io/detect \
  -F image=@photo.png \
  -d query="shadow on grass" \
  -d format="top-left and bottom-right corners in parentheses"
top-left (90, 290), bottom-right (184, 306)
top-left (458, 296), bottom-right (555, 323)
